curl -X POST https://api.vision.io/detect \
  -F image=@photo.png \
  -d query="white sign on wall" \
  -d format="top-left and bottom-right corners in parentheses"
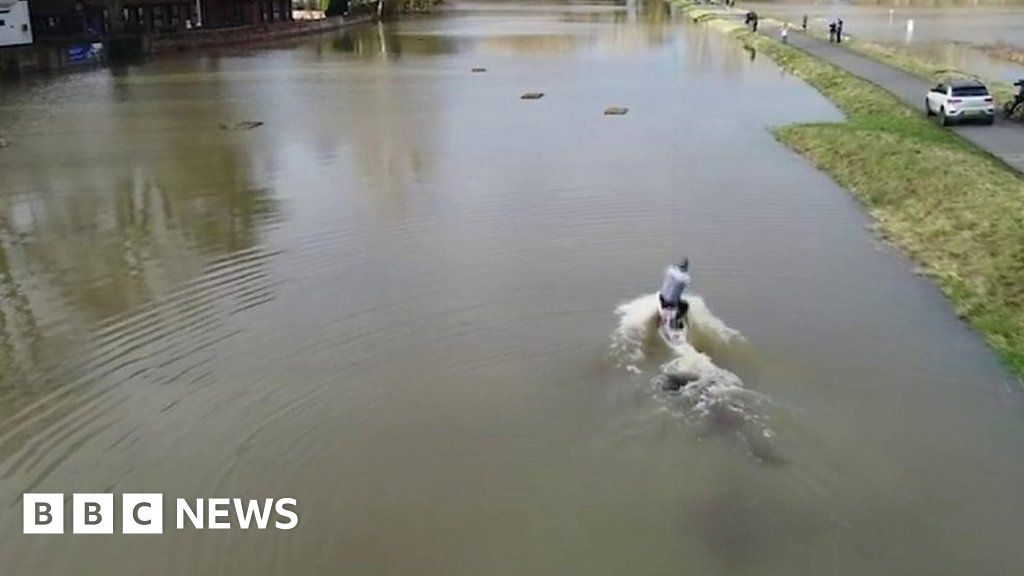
top-left (0, 0), bottom-right (33, 48)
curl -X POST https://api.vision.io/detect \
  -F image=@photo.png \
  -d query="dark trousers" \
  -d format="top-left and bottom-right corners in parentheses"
top-left (660, 296), bottom-right (690, 329)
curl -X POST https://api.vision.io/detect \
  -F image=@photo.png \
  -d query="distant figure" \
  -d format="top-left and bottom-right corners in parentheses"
top-left (828, 21), bottom-right (837, 42)
top-left (836, 18), bottom-right (844, 43)
top-left (752, 12), bottom-right (759, 32)
top-left (781, 23), bottom-right (789, 44)
top-left (802, 14), bottom-right (808, 31)
top-left (1007, 79), bottom-right (1024, 118)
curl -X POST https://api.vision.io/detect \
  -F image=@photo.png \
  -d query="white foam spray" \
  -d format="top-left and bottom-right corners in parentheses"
top-left (610, 293), bottom-right (778, 462)
top-left (610, 293), bottom-right (744, 369)
top-left (609, 293), bottom-right (662, 373)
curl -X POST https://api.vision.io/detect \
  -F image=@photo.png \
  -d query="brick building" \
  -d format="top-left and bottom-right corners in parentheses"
top-left (200, 0), bottom-right (293, 29)
top-left (28, 0), bottom-right (293, 39)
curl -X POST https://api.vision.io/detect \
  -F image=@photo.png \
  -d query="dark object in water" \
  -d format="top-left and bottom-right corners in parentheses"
top-left (219, 121), bottom-right (264, 131)
top-left (521, 92), bottom-right (545, 100)
top-left (472, 67), bottom-right (487, 73)
top-left (656, 371), bottom-right (699, 392)
top-left (604, 107), bottom-right (629, 115)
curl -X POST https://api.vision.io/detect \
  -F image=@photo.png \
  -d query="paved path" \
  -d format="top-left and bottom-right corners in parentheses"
top-left (729, 13), bottom-right (1024, 172)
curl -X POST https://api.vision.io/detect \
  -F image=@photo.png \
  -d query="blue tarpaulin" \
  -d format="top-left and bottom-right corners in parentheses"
top-left (67, 43), bottom-right (102, 63)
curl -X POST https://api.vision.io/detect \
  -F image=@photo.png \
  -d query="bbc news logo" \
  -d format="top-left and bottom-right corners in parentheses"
top-left (23, 494), bottom-right (299, 534)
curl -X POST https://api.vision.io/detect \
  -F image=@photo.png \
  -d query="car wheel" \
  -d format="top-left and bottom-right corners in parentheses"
top-left (984, 116), bottom-right (995, 126)
top-left (939, 107), bottom-right (951, 126)
top-left (925, 99), bottom-right (934, 116)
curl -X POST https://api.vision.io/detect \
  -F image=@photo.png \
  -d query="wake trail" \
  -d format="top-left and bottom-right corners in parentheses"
top-left (610, 293), bottom-right (779, 463)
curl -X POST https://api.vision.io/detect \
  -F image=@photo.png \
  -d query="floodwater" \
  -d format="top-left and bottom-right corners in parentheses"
top-left (747, 1), bottom-right (1024, 80)
top-left (1, 1), bottom-right (1023, 574)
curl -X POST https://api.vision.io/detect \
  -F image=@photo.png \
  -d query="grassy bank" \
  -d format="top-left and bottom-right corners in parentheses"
top-left (689, 4), bottom-right (1018, 102)
top-left (819, 34), bottom-right (1015, 103)
top-left (678, 3), bottom-right (1024, 377)
top-left (983, 42), bottom-right (1024, 67)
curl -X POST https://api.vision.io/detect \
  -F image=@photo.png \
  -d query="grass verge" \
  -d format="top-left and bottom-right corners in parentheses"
top-left (677, 2), bottom-right (1024, 378)
top-left (819, 35), bottom-right (1015, 103)
top-left (684, 4), bottom-right (1017, 102)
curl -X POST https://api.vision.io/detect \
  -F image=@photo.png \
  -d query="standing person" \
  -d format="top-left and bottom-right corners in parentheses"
top-left (1007, 79), bottom-right (1024, 118)
top-left (828, 21), bottom-right (836, 42)
top-left (802, 14), bottom-right (808, 31)
top-left (836, 18), bottom-right (844, 43)
top-left (752, 12), bottom-right (758, 32)
top-left (781, 23), bottom-right (789, 44)
top-left (659, 259), bottom-right (691, 330)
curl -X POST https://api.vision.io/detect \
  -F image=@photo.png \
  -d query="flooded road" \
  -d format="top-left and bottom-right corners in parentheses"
top-left (2, 2), bottom-right (1024, 574)
top-left (747, 1), bottom-right (1024, 80)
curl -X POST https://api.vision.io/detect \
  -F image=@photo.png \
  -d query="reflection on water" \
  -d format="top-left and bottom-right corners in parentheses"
top-left (0, 108), bottom-right (278, 395)
top-left (1, 2), bottom-right (1024, 575)
top-left (330, 1), bottom-right (676, 58)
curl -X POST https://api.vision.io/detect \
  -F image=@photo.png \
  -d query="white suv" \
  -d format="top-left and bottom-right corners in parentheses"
top-left (925, 80), bottom-right (995, 125)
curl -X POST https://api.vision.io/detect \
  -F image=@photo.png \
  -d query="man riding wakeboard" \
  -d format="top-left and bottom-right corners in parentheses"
top-left (658, 258), bottom-right (691, 333)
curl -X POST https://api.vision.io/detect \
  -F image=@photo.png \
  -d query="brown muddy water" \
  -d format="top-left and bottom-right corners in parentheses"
top-left (1, 1), bottom-right (1024, 574)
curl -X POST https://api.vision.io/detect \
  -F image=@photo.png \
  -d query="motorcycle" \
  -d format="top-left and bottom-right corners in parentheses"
top-left (1003, 79), bottom-right (1024, 118)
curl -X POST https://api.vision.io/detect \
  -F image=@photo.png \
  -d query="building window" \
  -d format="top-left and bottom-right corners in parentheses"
top-left (152, 6), bottom-right (164, 29)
